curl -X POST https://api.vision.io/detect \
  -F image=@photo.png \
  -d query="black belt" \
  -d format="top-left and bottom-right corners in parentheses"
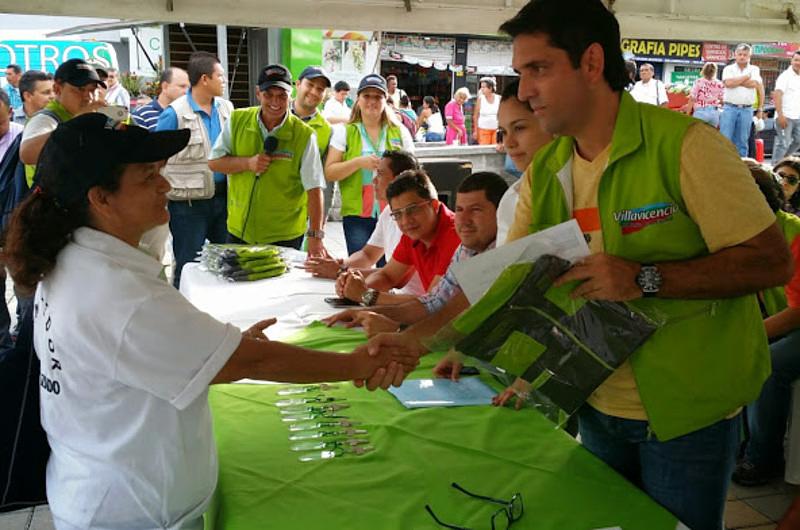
top-left (214, 180), bottom-right (227, 197)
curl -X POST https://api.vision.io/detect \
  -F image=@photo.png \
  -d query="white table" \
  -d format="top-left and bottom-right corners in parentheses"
top-left (178, 253), bottom-right (340, 340)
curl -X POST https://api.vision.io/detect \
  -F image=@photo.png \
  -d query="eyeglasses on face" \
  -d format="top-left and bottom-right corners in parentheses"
top-left (424, 482), bottom-right (524, 530)
top-left (389, 200), bottom-right (432, 221)
top-left (777, 171), bottom-right (800, 186)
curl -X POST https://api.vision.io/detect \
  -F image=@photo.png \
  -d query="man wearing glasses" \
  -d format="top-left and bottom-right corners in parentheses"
top-left (337, 170), bottom-right (460, 307)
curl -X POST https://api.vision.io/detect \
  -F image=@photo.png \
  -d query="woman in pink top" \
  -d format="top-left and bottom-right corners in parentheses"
top-left (689, 62), bottom-right (725, 128)
top-left (444, 87), bottom-right (470, 145)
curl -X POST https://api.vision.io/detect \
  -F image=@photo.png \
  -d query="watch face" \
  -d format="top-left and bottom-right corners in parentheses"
top-left (637, 265), bottom-right (662, 293)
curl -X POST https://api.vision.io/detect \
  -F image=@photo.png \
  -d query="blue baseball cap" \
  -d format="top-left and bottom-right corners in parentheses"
top-left (298, 66), bottom-right (331, 88)
top-left (357, 74), bottom-right (387, 95)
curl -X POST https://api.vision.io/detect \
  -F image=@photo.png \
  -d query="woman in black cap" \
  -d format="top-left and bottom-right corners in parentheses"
top-left (324, 73), bottom-right (415, 255)
top-left (3, 114), bottom-right (414, 530)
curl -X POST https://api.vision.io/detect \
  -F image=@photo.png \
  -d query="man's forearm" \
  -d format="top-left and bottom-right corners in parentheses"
top-left (775, 91), bottom-right (784, 116)
top-left (209, 156), bottom-right (249, 174)
top-left (307, 188), bottom-right (324, 231)
top-left (373, 298), bottom-right (430, 324)
top-left (658, 224), bottom-right (792, 299)
top-left (405, 292), bottom-right (470, 346)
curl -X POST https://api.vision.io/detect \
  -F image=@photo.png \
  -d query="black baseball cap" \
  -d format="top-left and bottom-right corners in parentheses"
top-left (54, 58), bottom-right (107, 88)
top-left (35, 113), bottom-right (189, 208)
top-left (257, 64), bottom-right (292, 92)
top-left (298, 66), bottom-right (331, 87)
top-left (357, 74), bottom-right (387, 95)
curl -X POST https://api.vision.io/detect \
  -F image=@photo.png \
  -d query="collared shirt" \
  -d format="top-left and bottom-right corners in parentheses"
top-left (630, 80), bottom-right (668, 106)
top-left (35, 226), bottom-right (241, 528)
top-left (722, 63), bottom-right (762, 106)
top-left (209, 109), bottom-right (325, 191)
top-left (392, 204), bottom-right (461, 291)
top-left (4, 83), bottom-right (23, 117)
top-left (131, 98), bottom-right (164, 131)
top-left (105, 83), bottom-right (131, 109)
top-left (419, 241), bottom-right (496, 314)
top-left (0, 121), bottom-right (23, 161)
top-left (157, 90), bottom-right (227, 183)
top-left (775, 67), bottom-right (800, 119)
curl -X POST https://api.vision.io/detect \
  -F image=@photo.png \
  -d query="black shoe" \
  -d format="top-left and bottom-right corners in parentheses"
top-left (732, 460), bottom-right (782, 487)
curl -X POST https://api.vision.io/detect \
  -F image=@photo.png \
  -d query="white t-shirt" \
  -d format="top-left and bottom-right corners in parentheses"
top-left (496, 178), bottom-right (521, 247)
top-left (630, 80), bottom-right (669, 106)
top-left (722, 63), bottom-right (762, 106)
top-left (35, 227), bottom-right (242, 529)
top-left (329, 121), bottom-right (416, 153)
top-left (775, 67), bottom-right (800, 119)
top-left (21, 111), bottom-right (60, 143)
top-left (477, 93), bottom-right (501, 130)
top-left (366, 206), bottom-right (424, 295)
top-left (323, 98), bottom-right (351, 121)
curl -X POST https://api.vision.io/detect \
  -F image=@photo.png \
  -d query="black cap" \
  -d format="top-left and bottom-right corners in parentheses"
top-left (257, 64), bottom-right (292, 92)
top-left (357, 74), bottom-right (387, 95)
top-left (54, 58), bottom-right (107, 89)
top-left (298, 66), bottom-right (331, 87)
top-left (85, 59), bottom-right (109, 80)
top-left (333, 80), bottom-right (350, 92)
top-left (35, 113), bottom-right (189, 208)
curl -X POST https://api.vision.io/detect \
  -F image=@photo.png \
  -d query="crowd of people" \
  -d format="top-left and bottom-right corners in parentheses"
top-left (2, 0), bottom-right (800, 528)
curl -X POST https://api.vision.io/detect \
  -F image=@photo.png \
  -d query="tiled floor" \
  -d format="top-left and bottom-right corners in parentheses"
top-left (0, 222), bottom-right (797, 528)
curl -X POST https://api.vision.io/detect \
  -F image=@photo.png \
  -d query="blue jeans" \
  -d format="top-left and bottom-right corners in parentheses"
top-left (719, 104), bottom-right (754, 157)
top-left (693, 106), bottom-right (721, 128)
top-left (168, 195), bottom-right (228, 288)
top-left (425, 132), bottom-right (444, 142)
top-left (342, 215), bottom-right (377, 256)
top-left (772, 117), bottom-right (800, 163)
top-left (744, 329), bottom-right (800, 470)
top-left (578, 405), bottom-right (740, 530)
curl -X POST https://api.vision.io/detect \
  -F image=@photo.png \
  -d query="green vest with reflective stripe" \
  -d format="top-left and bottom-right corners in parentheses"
top-left (25, 100), bottom-right (73, 187)
top-left (227, 108), bottom-right (314, 244)
top-left (529, 91), bottom-right (770, 441)
top-left (340, 123), bottom-right (404, 217)
top-left (761, 210), bottom-right (800, 316)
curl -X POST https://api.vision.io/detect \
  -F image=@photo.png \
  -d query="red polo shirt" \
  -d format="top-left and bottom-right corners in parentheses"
top-left (392, 204), bottom-right (460, 291)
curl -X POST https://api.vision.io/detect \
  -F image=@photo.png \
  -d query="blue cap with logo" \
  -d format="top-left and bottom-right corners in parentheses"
top-left (298, 66), bottom-right (331, 88)
top-left (357, 74), bottom-right (387, 95)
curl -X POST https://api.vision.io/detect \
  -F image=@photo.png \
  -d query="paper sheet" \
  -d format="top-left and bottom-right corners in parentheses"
top-left (452, 220), bottom-right (590, 303)
top-left (388, 377), bottom-right (497, 408)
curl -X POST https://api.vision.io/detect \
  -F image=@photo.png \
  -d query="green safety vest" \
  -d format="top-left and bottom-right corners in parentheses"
top-left (305, 111), bottom-right (332, 161)
top-left (340, 123), bottom-right (404, 217)
top-left (25, 100), bottom-right (73, 187)
top-left (528, 91), bottom-right (770, 441)
top-left (227, 107), bottom-right (315, 244)
top-left (761, 210), bottom-right (800, 316)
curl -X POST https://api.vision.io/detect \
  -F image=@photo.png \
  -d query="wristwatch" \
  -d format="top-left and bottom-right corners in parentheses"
top-left (636, 263), bottom-right (662, 298)
top-left (306, 229), bottom-right (325, 239)
top-left (361, 288), bottom-right (379, 307)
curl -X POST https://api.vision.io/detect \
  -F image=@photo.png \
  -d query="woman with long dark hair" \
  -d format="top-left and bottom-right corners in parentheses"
top-left (416, 95), bottom-right (445, 142)
top-left (774, 156), bottom-right (800, 216)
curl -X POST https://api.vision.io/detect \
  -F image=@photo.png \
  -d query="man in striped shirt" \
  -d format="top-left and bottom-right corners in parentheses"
top-left (132, 67), bottom-right (190, 130)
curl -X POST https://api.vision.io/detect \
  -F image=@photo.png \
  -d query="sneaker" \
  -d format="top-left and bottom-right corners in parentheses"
top-left (731, 460), bottom-right (782, 487)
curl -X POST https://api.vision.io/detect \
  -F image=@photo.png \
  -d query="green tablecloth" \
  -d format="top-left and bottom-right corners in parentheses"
top-left (206, 323), bottom-right (679, 529)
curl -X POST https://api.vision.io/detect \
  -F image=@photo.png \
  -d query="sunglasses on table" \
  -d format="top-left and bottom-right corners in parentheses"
top-left (777, 171), bottom-right (800, 186)
top-left (425, 482), bottom-right (524, 530)
top-left (389, 200), bottom-right (432, 221)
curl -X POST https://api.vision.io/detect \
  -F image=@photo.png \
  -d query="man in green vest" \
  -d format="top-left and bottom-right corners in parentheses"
top-left (209, 64), bottom-right (327, 256)
top-left (358, 1), bottom-right (793, 529)
top-left (19, 58), bottom-right (106, 186)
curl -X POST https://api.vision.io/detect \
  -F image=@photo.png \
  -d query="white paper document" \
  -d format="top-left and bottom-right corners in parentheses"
top-left (452, 220), bottom-right (590, 303)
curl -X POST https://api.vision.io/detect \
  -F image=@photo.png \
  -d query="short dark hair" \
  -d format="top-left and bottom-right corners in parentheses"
top-left (399, 94), bottom-right (410, 107)
top-left (382, 150), bottom-right (419, 178)
top-left (160, 67), bottom-right (177, 85)
top-left (334, 80), bottom-right (350, 92)
top-left (746, 163), bottom-right (785, 213)
top-left (6, 64), bottom-right (22, 75)
top-left (501, 78), bottom-right (520, 101)
top-left (499, 0), bottom-right (629, 92)
top-left (187, 51), bottom-right (220, 86)
top-left (386, 169), bottom-right (437, 202)
top-left (0, 89), bottom-right (9, 109)
top-left (457, 171), bottom-right (509, 208)
top-left (20, 71), bottom-right (50, 99)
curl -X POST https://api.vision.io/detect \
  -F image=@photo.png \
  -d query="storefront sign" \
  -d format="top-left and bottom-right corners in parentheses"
top-left (671, 70), bottom-right (700, 85)
top-left (752, 42), bottom-right (800, 58)
top-left (702, 43), bottom-right (731, 63)
top-left (621, 38), bottom-right (702, 61)
top-left (0, 40), bottom-right (117, 75)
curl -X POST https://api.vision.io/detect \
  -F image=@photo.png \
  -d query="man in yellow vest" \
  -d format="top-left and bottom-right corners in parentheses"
top-left (209, 64), bottom-right (327, 257)
top-left (360, 1), bottom-right (793, 529)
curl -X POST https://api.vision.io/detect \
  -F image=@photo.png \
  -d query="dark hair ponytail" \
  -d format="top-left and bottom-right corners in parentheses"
top-left (4, 191), bottom-right (92, 292)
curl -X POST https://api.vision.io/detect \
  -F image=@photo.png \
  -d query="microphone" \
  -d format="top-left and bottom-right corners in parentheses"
top-left (264, 136), bottom-right (278, 154)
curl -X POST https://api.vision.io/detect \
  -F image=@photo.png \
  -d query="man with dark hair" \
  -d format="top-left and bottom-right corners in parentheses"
top-left (17, 70), bottom-right (54, 124)
top-left (338, 169), bottom-right (460, 307)
top-left (132, 67), bottom-right (189, 131)
top-left (157, 51), bottom-right (233, 288)
top-left (305, 150), bottom-right (420, 282)
top-left (326, 171), bottom-right (507, 333)
top-left (4, 64), bottom-right (23, 122)
top-left (363, 1), bottom-right (792, 528)
top-left (323, 80), bottom-right (351, 124)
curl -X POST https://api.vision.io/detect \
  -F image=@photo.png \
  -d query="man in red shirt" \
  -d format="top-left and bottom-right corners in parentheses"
top-left (338, 170), bottom-right (460, 306)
